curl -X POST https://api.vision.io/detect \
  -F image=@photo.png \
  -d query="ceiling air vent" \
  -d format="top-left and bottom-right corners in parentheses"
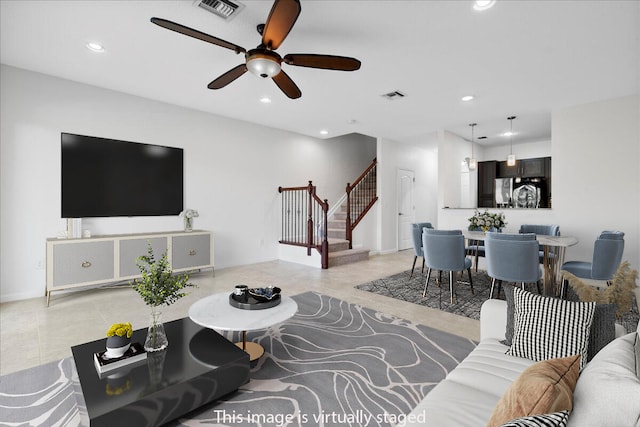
top-left (194, 0), bottom-right (245, 21)
top-left (381, 90), bottom-right (406, 100)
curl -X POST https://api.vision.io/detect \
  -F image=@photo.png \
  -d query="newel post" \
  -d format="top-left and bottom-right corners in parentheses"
top-left (321, 198), bottom-right (329, 269)
top-left (307, 181), bottom-right (314, 256)
top-left (345, 182), bottom-right (353, 249)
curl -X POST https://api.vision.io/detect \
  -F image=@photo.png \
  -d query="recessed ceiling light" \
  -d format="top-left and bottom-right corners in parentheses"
top-left (461, 95), bottom-right (475, 102)
top-left (503, 131), bottom-right (515, 137)
top-left (85, 42), bottom-right (105, 53)
top-left (259, 96), bottom-right (272, 104)
top-left (473, 0), bottom-right (496, 11)
top-left (319, 130), bottom-right (329, 135)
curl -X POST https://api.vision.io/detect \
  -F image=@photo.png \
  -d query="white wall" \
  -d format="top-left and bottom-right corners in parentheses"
top-left (438, 130), bottom-right (480, 209)
top-left (378, 136), bottom-right (438, 254)
top-left (482, 139), bottom-right (552, 162)
top-left (552, 95), bottom-right (639, 269)
top-left (0, 65), bottom-right (376, 301)
top-left (439, 95), bottom-right (639, 272)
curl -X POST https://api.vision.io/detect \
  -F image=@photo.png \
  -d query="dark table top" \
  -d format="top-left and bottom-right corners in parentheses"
top-left (71, 317), bottom-right (249, 425)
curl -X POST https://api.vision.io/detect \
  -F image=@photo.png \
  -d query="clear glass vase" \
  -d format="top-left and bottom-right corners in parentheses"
top-left (184, 216), bottom-right (193, 232)
top-left (144, 308), bottom-right (168, 352)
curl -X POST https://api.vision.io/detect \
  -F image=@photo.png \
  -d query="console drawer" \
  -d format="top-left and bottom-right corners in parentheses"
top-left (53, 241), bottom-right (115, 286)
top-left (172, 234), bottom-right (211, 270)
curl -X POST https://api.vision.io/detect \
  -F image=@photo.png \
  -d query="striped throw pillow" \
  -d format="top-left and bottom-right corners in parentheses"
top-left (500, 410), bottom-right (569, 427)
top-left (506, 287), bottom-right (595, 369)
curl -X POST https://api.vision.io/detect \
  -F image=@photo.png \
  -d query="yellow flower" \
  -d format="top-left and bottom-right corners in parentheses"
top-left (106, 322), bottom-right (133, 339)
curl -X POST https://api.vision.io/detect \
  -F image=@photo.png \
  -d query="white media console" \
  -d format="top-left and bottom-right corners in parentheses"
top-left (46, 230), bottom-right (213, 306)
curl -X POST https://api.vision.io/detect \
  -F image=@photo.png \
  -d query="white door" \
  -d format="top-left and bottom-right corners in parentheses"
top-left (397, 169), bottom-right (415, 250)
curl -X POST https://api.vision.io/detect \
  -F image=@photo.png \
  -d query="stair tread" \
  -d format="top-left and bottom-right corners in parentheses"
top-left (328, 248), bottom-right (370, 257)
top-left (327, 238), bottom-right (349, 244)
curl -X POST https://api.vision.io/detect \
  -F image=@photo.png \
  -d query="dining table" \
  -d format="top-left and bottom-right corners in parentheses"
top-left (462, 230), bottom-right (578, 296)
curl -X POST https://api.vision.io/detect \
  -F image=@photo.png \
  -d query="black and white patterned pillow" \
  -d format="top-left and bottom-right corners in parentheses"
top-left (500, 410), bottom-right (569, 427)
top-left (506, 287), bottom-right (596, 369)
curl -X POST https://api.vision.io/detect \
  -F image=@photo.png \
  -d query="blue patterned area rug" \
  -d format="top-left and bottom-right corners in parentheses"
top-left (0, 292), bottom-right (476, 427)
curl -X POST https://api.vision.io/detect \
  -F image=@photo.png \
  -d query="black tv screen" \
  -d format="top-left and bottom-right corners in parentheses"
top-left (61, 133), bottom-right (183, 218)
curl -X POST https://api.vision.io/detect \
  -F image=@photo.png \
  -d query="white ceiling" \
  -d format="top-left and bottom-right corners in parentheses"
top-left (1, 0), bottom-right (638, 146)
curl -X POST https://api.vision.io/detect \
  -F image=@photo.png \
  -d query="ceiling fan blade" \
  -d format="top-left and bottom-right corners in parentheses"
top-left (151, 17), bottom-right (246, 54)
top-left (273, 70), bottom-right (301, 99)
top-left (283, 54), bottom-right (361, 71)
top-left (207, 64), bottom-right (248, 89)
top-left (262, 0), bottom-right (301, 50)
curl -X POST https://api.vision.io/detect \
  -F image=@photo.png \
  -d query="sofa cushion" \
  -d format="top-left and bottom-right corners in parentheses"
top-left (500, 410), bottom-right (569, 427)
top-left (506, 287), bottom-right (595, 368)
top-left (567, 332), bottom-right (640, 426)
top-left (403, 339), bottom-right (535, 426)
top-left (565, 285), bottom-right (617, 362)
top-left (487, 355), bottom-right (580, 427)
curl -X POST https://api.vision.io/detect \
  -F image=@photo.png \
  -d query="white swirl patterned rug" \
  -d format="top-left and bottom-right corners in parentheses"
top-left (0, 292), bottom-right (476, 427)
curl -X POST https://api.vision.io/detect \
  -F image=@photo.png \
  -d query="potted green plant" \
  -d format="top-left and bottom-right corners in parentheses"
top-left (131, 243), bottom-right (196, 352)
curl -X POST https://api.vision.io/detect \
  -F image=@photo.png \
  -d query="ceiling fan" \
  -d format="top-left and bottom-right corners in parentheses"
top-left (151, 0), bottom-right (361, 99)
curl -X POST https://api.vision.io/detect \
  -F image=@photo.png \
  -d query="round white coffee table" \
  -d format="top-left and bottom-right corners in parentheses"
top-left (188, 292), bottom-right (298, 362)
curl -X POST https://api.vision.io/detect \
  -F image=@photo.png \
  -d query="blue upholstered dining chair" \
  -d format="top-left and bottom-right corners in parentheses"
top-left (519, 224), bottom-right (560, 263)
top-left (410, 222), bottom-right (434, 279)
top-left (560, 231), bottom-right (625, 296)
top-left (422, 229), bottom-right (473, 305)
top-left (485, 232), bottom-right (542, 298)
top-left (465, 237), bottom-right (485, 272)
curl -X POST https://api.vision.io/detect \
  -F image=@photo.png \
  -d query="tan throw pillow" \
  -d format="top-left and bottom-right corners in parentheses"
top-left (487, 354), bottom-right (581, 427)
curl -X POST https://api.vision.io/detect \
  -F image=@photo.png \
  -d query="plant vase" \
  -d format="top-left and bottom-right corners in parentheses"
top-left (105, 335), bottom-right (131, 358)
top-left (144, 308), bottom-right (168, 352)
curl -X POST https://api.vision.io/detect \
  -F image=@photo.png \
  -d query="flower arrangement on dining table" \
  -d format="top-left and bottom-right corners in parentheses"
top-left (468, 209), bottom-right (507, 232)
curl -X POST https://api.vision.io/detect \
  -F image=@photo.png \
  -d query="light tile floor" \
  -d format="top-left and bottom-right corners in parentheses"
top-left (0, 250), bottom-right (479, 376)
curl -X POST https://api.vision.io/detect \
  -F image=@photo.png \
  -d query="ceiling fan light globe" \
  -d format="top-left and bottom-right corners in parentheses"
top-left (247, 55), bottom-right (281, 78)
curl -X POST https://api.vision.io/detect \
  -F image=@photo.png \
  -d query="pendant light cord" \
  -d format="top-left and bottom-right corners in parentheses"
top-left (508, 116), bottom-right (516, 154)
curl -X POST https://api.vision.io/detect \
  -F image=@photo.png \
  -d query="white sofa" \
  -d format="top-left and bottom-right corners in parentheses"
top-left (402, 299), bottom-right (640, 426)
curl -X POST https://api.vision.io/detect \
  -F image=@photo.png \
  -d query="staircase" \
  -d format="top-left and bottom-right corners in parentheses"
top-left (278, 158), bottom-right (377, 269)
top-left (326, 203), bottom-right (370, 267)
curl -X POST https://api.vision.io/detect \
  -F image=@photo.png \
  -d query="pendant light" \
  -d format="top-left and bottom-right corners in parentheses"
top-left (507, 116), bottom-right (516, 167)
top-left (468, 123), bottom-right (477, 170)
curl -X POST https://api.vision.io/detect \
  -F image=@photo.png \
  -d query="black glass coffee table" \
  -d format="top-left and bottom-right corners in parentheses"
top-left (71, 317), bottom-right (249, 427)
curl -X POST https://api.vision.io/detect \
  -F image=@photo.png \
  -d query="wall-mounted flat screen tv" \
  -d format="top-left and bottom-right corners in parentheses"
top-left (61, 133), bottom-right (183, 218)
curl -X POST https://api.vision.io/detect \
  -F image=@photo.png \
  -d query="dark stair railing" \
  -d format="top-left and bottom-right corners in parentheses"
top-left (345, 158), bottom-right (378, 249)
top-left (278, 181), bottom-right (329, 269)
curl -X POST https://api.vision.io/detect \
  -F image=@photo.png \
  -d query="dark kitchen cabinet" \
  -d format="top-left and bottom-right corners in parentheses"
top-left (477, 161), bottom-right (497, 208)
top-left (497, 157), bottom-right (548, 178)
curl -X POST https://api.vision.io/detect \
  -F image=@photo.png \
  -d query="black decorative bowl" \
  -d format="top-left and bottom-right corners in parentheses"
top-left (248, 286), bottom-right (281, 302)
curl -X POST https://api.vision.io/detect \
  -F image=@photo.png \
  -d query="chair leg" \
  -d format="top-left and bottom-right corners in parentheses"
top-left (467, 268), bottom-right (474, 294)
top-left (421, 257), bottom-right (425, 274)
top-left (490, 278), bottom-right (496, 299)
top-left (449, 271), bottom-right (455, 305)
top-left (423, 268), bottom-right (432, 297)
top-left (409, 256), bottom-right (417, 279)
top-left (536, 280), bottom-right (541, 295)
